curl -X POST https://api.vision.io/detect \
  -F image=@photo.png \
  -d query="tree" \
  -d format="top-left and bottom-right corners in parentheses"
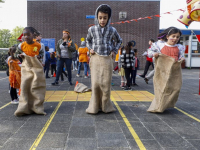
top-left (9, 26), bottom-right (24, 47)
top-left (0, 29), bottom-right (11, 48)
top-left (0, 0), bottom-right (5, 3)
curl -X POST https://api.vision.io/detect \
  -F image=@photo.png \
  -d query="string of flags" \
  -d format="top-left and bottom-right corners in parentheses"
top-left (89, 8), bottom-right (186, 27)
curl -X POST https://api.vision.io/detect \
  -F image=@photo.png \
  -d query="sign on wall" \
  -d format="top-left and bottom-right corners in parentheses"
top-left (41, 38), bottom-right (55, 53)
top-left (86, 15), bottom-right (95, 19)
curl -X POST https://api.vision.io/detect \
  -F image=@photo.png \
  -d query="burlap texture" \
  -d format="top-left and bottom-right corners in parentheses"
top-left (74, 83), bottom-right (91, 93)
top-left (147, 54), bottom-right (182, 113)
top-left (86, 54), bottom-right (116, 114)
top-left (14, 55), bottom-right (46, 116)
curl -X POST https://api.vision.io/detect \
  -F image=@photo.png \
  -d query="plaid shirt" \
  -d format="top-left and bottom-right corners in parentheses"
top-left (86, 26), bottom-right (122, 56)
top-left (120, 50), bottom-right (135, 68)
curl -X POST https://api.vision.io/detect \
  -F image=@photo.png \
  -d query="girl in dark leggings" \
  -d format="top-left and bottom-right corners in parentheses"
top-left (120, 41), bottom-right (134, 91)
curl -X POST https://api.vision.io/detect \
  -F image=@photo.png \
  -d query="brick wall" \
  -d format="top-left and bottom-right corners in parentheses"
top-left (27, 1), bottom-right (160, 69)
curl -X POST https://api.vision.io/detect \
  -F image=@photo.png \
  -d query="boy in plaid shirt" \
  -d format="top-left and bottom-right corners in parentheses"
top-left (86, 4), bottom-right (122, 114)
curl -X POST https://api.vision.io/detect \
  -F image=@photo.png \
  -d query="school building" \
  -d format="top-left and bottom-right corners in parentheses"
top-left (27, 0), bottom-right (160, 69)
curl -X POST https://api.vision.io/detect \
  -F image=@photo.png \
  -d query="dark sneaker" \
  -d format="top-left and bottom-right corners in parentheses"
top-left (46, 76), bottom-right (50, 78)
top-left (144, 78), bottom-right (148, 84)
top-left (51, 81), bottom-right (59, 85)
top-left (70, 82), bottom-right (73, 85)
top-left (124, 87), bottom-right (132, 91)
top-left (133, 83), bottom-right (138, 86)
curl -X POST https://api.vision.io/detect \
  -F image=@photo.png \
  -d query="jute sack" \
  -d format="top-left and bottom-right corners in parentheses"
top-left (15, 55), bottom-right (46, 116)
top-left (147, 54), bottom-right (182, 113)
top-left (86, 54), bottom-right (116, 114)
top-left (74, 83), bottom-right (91, 93)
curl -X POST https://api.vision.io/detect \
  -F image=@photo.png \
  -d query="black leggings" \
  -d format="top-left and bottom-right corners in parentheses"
top-left (10, 87), bottom-right (18, 100)
top-left (125, 68), bottom-right (132, 87)
top-left (51, 64), bottom-right (56, 75)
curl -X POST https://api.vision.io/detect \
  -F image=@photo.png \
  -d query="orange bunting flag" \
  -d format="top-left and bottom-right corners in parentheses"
top-left (147, 16), bottom-right (153, 19)
top-left (154, 14), bottom-right (161, 17)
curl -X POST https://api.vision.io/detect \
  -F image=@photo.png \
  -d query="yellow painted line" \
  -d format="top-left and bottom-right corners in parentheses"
top-left (0, 102), bottom-right (10, 110)
top-left (175, 107), bottom-right (200, 122)
top-left (29, 93), bottom-right (67, 150)
top-left (111, 96), bottom-right (146, 150)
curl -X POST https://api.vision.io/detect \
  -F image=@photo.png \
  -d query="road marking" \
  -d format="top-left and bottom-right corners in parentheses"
top-left (29, 94), bottom-right (67, 150)
top-left (175, 107), bottom-right (200, 122)
top-left (112, 96), bottom-right (146, 150)
top-left (0, 102), bottom-right (10, 110)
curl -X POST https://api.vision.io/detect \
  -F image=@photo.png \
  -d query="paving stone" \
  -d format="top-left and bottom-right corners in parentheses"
top-left (137, 114), bottom-right (162, 122)
top-left (97, 132), bottom-right (129, 148)
top-left (12, 126), bottom-right (41, 139)
top-left (52, 114), bottom-right (72, 123)
top-left (1, 138), bottom-right (34, 150)
top-left (0, 132), bottom-right (13, 146)
top-left (141, 139), bottom-right (163, 150)
top-left (172, 126), bottom-right (200, 139)
top-left (38, 133), bottom-right (67, 148)
top-left (71, 117), bottom-right (94, 127)
top-left (65, 138), bottom-right (97, 150)
top-left (46, 122), bottom-right (71, 133)
top-left (119, 121), bottom-right (153, 140)
top-left (143, 122), bottom-right (174, 132)
top-left (152, 132), bottom-right (193, 148)
top-left (187, 140), bottom-right (200, 150)
top-left (94, 112), bottom-right (117, 121)
top-left (0, 121), bottom-right (25, 132)
top-left (96, 120), bottom-right (122, 133)
top-left (68, 126), bottom-right (95, 138)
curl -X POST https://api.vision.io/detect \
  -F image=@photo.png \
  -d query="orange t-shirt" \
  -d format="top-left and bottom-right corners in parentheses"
top-left (78, 47), bottom-right (89, 62)
top-left (8, 58), bottom-right (21, 89)
top-left (115, 49), bottom-right (121, 62)
top-left (20, 41), bottom-right (41, 57)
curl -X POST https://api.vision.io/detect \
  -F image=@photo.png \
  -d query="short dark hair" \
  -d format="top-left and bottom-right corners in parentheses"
top-left (149, 39), bottom-right (155, 43)
top-left (97, 5), bottom-right (111, 19)
top-left (134, 49), bottom-right (137, 53)
top-left (24, 27), bottom-right (40, 38)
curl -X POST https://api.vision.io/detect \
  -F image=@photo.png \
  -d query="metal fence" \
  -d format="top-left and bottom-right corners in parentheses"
top-left (0, 48), bottom-right (9, 71)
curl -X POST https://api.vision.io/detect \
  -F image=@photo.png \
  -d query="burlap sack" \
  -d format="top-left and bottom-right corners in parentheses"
top-left (74, 83), bottom-right (91, 93)
top-left (86, 54), bottom-right (116, 114)
top-left (15, 55), bottom-right (46, 116)
top-left (147, 54), bottom-right (183, 113)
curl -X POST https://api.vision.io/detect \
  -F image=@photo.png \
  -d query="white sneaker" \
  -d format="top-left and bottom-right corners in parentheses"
top-left (11, 99), bottom-right (19, 104)
top-left (76, 74), bottom-right (80, 77)
top-left (72, 69), bottom-right (75, 71)
top-left (75, 68), bottom-right (78, 70)
top-left (84, 76), bottom-right (88, 78)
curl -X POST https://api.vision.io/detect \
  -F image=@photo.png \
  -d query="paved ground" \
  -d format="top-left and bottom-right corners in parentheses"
top-left (0, 68), bottom-right (200, 150)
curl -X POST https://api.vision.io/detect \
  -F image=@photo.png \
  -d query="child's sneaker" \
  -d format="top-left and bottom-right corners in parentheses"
top-left (124, 87), bottom-right (132, 91)
top-left (84, 76), bottom-right (88, 78)
top-left (11, 99), bottom-right (19, 104)
top-left (76, 74), bottom-right (80, 77)
top-left (120, 86), bottom-right (125, 89)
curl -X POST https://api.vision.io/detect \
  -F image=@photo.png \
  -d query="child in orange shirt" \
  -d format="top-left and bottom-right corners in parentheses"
top-left (8, 46), bottom-right (21, 104)
top-left (15, 27), bottom-right (46, 116)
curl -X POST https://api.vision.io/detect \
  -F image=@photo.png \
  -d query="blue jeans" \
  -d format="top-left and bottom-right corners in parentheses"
top-left (55, 58), bottom-right (72, 83)
top-left (72, 60), bottom-right (77, 70)
top-left (44, 61), bottom-right (50, 77)
top-left (77, 62), bottom-right (87, 76)
top-left (87, 63), bottom-right (90, 75)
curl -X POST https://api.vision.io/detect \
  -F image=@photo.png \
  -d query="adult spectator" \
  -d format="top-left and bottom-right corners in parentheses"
top-left (52, 29), bottom-right (76, 85)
